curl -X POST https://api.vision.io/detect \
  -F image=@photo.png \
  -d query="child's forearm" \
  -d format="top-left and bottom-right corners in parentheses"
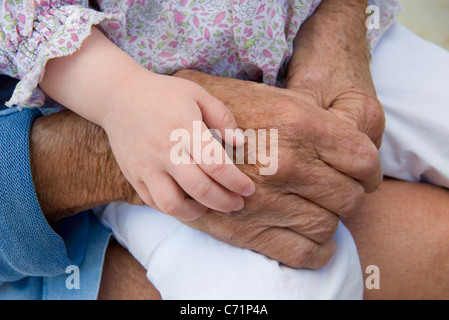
top-left (39, 26), bottom-right (146, 126)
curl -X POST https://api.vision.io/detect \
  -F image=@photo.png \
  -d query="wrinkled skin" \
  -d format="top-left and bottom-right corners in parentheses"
top-left (32, 69), bottom-right (383, 270)
top-left (176, 70), bottom-right (383, 269)
top-left (171, 0), bottom-right (386, 270)
top-left (31, 0), bottom-right (384, 271)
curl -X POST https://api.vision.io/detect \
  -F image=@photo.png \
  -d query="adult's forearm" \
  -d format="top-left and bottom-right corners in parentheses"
top-left (287, 0), bottom-right (371, 93)
top-left (30, 110), bottom-right (139, 222)
top-left (285, 0), bottom-right (385, 152)
top-left (298, 0), bottom-right (369, 55)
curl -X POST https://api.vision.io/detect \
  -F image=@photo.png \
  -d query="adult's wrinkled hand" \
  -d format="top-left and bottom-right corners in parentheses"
top-left (286, 0), bottom-right (386, 150)
top-left (175, 69), bottom-right (382, 269)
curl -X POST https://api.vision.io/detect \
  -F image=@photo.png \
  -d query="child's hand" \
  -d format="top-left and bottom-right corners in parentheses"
top-left (100, 71), bottom-right (256, 221)
top-left (39, 27), bottom-right (254, 221)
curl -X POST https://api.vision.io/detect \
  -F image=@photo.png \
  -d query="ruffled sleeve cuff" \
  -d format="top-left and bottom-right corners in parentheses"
top-left (4, 5), bottom-right (120, 109)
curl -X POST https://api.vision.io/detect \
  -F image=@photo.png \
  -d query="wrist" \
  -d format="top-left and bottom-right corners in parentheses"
top-left (99, 67), bottom-right (161, 132)
top-left (314, 0), bottom-right (368, 22)
top-left (30, 111), bottom-right (137, 221)
top-left (286, 0), bottom-right (372, 96)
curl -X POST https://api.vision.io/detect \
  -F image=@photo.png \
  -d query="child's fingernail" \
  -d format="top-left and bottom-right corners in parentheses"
top-left (233, 200), bottom-right (245, 211)
top-left (242, 184), bottom-right (256, 197)
top-left (234, 128), bottom-right (246, 145)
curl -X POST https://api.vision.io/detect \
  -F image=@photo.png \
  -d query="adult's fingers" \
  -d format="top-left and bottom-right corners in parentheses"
top-left (251, 227), bottom-right (337, 269)
top-left (330, 97), bottom-right (386, 150)
top-left (246, 192), bottom-right (340, 244)
top-left (280, 200), bottom-right (341, 243)
top-left (312, 112), bottom-right (383, 193)
top-left (285, 160), bottom-right (366, 218)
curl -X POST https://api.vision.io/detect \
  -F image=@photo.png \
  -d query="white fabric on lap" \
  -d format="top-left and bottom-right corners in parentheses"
top-left (372, 23), bottom-right (449, 188)
top-left (97, 202), bottom-right (363, 300)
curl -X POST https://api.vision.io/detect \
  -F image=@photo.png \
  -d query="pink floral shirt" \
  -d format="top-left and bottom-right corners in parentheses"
top-left (0, 0), bottom-right (401, 109)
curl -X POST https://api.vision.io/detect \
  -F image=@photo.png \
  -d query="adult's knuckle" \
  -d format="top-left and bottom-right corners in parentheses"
top-left (312, 215), bottom-right (340, 242)
top-left (366, 98), bottom-right (386, 142)
top-left (223, 222), bottom-right (261, 248)
top-left (372, 100), bottom-right (385, 124)
top-left (355, 139), bottom-right (380, 173)
top-left (247, 228), bottom-right (278, 252)
top-left (297, 210), bottom-right (339, 243)
top-left (365, 97), bottom-right (383, 118)
top-left (309, 244), bottom-right (335, 269)
top-left (337, 186), bottom-right (365, 217)
top-left (289, 243), bottom-right (319, 269)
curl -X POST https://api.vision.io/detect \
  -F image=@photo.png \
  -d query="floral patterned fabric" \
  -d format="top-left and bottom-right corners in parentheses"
top-left (0, 0), bottom-right (401, 109)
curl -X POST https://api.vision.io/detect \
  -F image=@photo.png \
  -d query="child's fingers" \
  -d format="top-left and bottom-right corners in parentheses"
top-left (146, 172), bottom-right (208, 221)
top-left (195, 87), bottom-right (246, 147)
top-left (168, 161), bottom-right (246, 213)
top-left (191, 122), bottom-right (255, 197)
top-left (134, 180), bottom-right (157, 208)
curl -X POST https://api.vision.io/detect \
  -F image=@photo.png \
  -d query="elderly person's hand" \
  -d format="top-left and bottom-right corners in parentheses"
top-left (175, 69), bottom-right (382, 269)
top-left (174, 0), bottom-right (385, 269)
top-left (287, 0), bottom-right (385, 149)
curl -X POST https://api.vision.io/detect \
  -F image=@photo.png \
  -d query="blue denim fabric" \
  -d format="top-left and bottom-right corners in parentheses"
top-left (0, 76), bottom-right (111, 299)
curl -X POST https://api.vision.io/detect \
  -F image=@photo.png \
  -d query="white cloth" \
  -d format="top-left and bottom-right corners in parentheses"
top-left (97, 23), bottom-right (449, 300)
top-left (98, 203), bottom-right (362, 300)
top-left (373, 24), bottom-right (449, 188)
